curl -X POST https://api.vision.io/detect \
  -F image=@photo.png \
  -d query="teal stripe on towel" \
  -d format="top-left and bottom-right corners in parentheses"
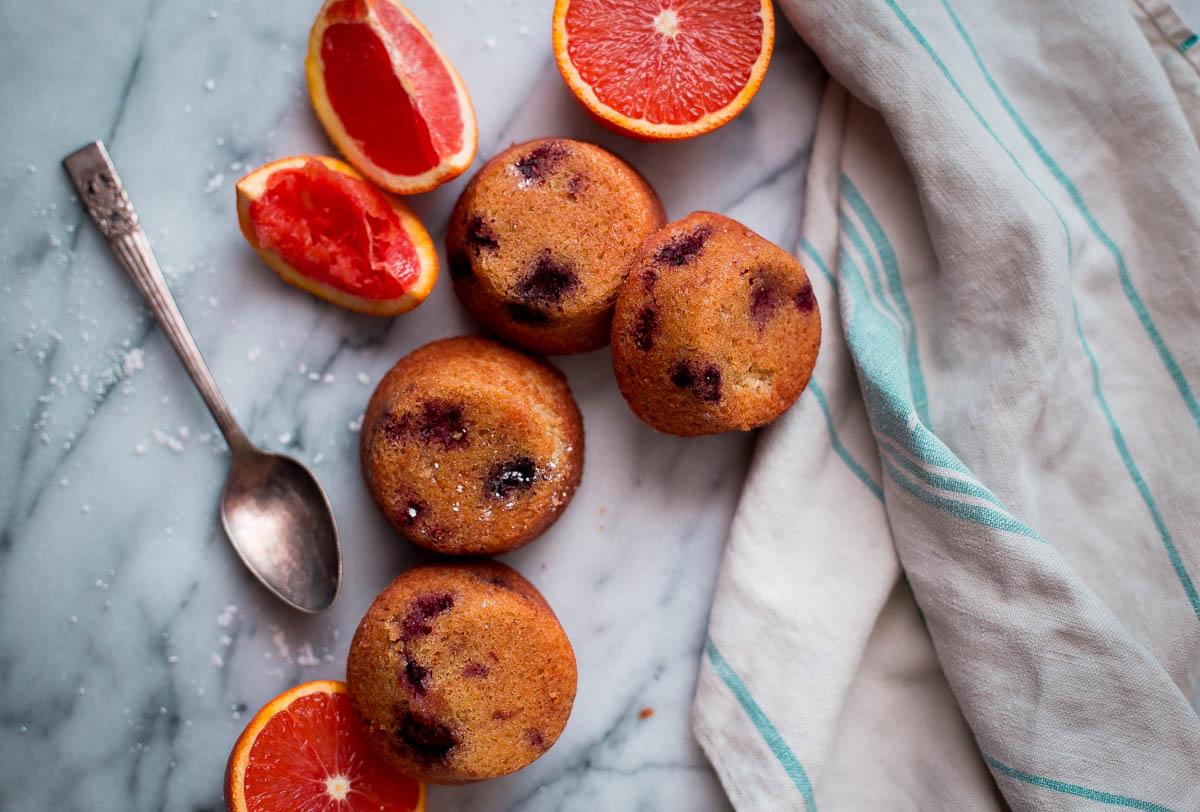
top-left (938, 0), bottom-right (1200, 456)
top-left (809, 381), bottom-right (885, 502)
top-left (1069, 298), bottom-right (1200, 617)
top-left (796, 239), bottom-right (886, 503)
top-left (925, 0), bottom-right (1200, 619)
top-left (880, 455), bottom-right (1043, 540)
top-left (882, 0), bottom-right (1200, 619)
top-left (840, 175), bottom-right (931, 428)
top-left (705, 636), bottom-right (817, 811)
top-left (987, 757), bottom-right (1177, 812)
top-left (799, 235), bottom-right (837, 288)
top-left (838, 245), bottom-right (1044, 541)
top-left (1181, 33), bottom-right (1198, 53)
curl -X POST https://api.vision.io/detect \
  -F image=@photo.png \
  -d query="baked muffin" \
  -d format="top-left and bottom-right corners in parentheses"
top-left (347, 560), bottom-right (577, 785)
top-left (446, 137), bottom-right (665, 354)
top-left (611, 212), bottom-right (821, 436)
top-left (360, 336), bottom-right (583, 554)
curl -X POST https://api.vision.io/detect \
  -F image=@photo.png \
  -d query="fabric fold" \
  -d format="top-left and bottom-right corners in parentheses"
top-left (695, 1), bottom-right (1200, 809)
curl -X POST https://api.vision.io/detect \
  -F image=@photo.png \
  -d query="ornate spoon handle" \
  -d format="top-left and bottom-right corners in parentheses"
top-left (63, 140), bottom-right (250, 453)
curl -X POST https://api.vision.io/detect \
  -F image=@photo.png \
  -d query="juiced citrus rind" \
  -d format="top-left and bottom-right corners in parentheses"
top-left (236, 155), bottom-right (438, 316)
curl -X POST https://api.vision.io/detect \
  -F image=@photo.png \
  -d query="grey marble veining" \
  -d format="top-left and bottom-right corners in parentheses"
top-left (0, 1), bottom-right (823, 809)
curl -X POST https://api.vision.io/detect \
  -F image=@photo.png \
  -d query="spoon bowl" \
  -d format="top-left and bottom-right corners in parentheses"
top-left (221, 449), bottom-right (341, 613)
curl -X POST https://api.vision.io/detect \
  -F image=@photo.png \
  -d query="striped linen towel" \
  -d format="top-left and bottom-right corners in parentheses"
top-left (693, 1), bottom-right (1200, 809)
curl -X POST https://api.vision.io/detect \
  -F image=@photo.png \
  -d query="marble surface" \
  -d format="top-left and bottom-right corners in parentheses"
top-left (0, 1), bottom-right (825, 809)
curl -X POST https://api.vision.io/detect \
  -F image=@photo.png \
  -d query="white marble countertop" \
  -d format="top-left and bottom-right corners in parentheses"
top-left (0, 1), bottom-right (824, 809)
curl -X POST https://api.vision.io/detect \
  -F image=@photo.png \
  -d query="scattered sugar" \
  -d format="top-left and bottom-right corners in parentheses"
top-left (153, 428), bottom-right (184, 453)
top-left (484, 36), bottom-right (497, 49)
top-left (211, 654), bottom-right (224, 668)
top-left (323, 373), bottom-right (334, 384)
top-left (122, 347), bottom-right (145, 376)
top-left (270, 627), bottom-right (290, 662)
top-left (203, 172), bottom-right (225, 194)
top-left (80, 504), bottom-right (90, 514)
top-left (134, 442), bottom-right (147, 456)
top-left (208, 9), bottom-right (219, 19)
top-left (203, 78), bottom-right (216, 92)
top-left (246, 346), bottom-right (262, 362)
top-left (27, 164), bottom-right (36, 175)
top-left (215, 136), bottom-right (225, 146)
top-left (207, 296), bottom-right (218, 308)
top-left (356, 372), bottom-right (370, 385)
top-left (348, 415), bottom-right (363, 432)
top-left (278, 432), bottom-right (292, 444)
top-left (296, 643), bottom-right (319, 667)
top-left (312, 452), bottom-right (324, 465)
top-left (177, 426), bottom-right (189, 439)
top-left (517, 25), bottom-right (531, 37)
top-left (219, 634), bottom-right (232, 646)
top-left (68, 615), bottom-right (78, 624)
top-left (307, 372), bottom-right (320, 381)
top-left (216, 605), bottom-right (238, 627)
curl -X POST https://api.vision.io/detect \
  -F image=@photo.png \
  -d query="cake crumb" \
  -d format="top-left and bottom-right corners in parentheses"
top-left (638, 707), bottom-right (654, 720)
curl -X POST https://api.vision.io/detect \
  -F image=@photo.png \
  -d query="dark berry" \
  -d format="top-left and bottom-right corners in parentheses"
top-left (416, 401), bottom-right (468, 449)
top-left (400, 592), bottom-right (455, 638)
top-left (632, 306), bottom-right (658, 351)
top-left (654, 226), bottom-right (713, 266)
top-left (669, 360), bottom-right (722, 402)
top-left (396, 712), bottom-right (458, 760)
top-left (524, 728), bottom-right (545, 748)
top-left (448, 251), bottom-right (473, 281)
top-left (669, 361), bottom-right (695, 389)
top-left (466, 214), bottom-right (499, 253)
top-left (514, 141), bottom-right (569, 183)
top-left (485, 456), bottom-right (538, 499)
top-left (462, 662), bottom-right (489, 679)
top-left (492, 709), bottom-right (516, 720)
top-left (514, 251), bottom-right (578, 306)
top-left (566, 172), bottom-right (589, 199)
top-left (404, 659), bottom-right (431, 695)
top-left (750, 277), bottom-right (778, 328)
top-left (698, 365), bottom-right (722, 402)
top-left (794, 279), bottom-right (815, 312)
top-left (640, 268), bottom-right (658, 292)
top-left (507, 302), bottom-right (550, 325)
top-left (378, 412), bottom-right (407, 443)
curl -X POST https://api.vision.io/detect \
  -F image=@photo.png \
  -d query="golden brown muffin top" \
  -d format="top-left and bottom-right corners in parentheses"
top-left (347, 561), bottom-right (577, 784)
top-left (360, 336), bottom-right (583, 554)
top-left (447, 137), bottom-right (665, 353)
top-left (611, 212), bottom-right (821, 436)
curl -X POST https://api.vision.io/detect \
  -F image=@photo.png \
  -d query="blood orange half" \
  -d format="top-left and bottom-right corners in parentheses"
top-left (225, 680), bottom-right (425, 812)
top-left (552, 0), bottom-right (774, 141)
top-left (307, 0), bottom-right (478, 194)
top-left (236, 155), bottom-right (438, 316)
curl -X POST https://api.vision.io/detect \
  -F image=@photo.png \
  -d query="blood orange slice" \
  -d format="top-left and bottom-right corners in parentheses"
top-left (552, 0), bottom-right (774, 141)
top-left (225, 680), bottom-right (426, 812)
top-left (236, 155), bottom-right (438, 316)
top-left (306, 0), bottom-right (478, 194)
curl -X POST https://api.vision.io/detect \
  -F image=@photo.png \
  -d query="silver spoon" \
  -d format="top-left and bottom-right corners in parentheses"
top-left (64, 140), bottom-right (341, 613)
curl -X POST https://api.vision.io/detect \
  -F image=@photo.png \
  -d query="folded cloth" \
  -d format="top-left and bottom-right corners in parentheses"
top-left (693, 1), bottom-right (1200, 810)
